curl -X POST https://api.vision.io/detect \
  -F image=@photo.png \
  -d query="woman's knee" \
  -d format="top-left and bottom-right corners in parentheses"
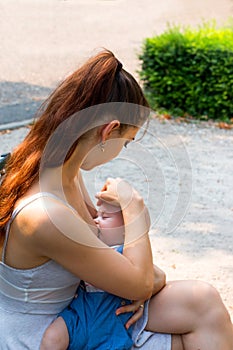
top-left (190, 281), bottom-right (219, 309)
top-left (146, 280), bottom-right (231, 335)
top-left (189, 281), bottom-right (231, 326)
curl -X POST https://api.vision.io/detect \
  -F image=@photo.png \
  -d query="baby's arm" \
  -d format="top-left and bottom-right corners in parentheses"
top-left (40, 316), bottom-right (69, 350)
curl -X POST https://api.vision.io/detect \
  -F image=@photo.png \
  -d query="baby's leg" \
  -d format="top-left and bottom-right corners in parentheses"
top-left (40, 316), bottom-right (69, 350)
top-left (145, 280), bottom-right (233, 350)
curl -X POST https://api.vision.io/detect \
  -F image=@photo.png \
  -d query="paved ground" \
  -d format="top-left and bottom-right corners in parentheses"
top-left (1, 117), bottom-right (233, 321)
top-left (0, 0), bottom-right (232, 322)
top-left (0, 0), bottom-right (232, 124)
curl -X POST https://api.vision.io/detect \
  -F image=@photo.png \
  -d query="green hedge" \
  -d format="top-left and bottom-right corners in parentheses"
top-left (139, 22), bottom-right (233, 120)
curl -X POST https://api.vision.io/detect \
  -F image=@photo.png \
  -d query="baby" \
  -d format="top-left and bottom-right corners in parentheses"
top-left (40, 200), bottom-right (133, 350)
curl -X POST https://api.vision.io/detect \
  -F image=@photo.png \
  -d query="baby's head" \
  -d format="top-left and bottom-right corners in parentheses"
top-left (94, 201), bottom-right (124, 246)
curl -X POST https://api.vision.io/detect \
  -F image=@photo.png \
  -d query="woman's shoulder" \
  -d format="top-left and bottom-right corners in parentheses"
top-left (13, 191), bottom-right (100, 248)
top-left (13, 192), bottom-right (75, 235)
top-left (3, 193), bottom-right (72, 268)
top-left (11, 191), bottom-right (104, 264)
top-left (8, 192), bottom-right (78, 267)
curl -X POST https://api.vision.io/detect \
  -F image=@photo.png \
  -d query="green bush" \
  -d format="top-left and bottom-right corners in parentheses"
top-left (139, 22), bottom-right (233, 120)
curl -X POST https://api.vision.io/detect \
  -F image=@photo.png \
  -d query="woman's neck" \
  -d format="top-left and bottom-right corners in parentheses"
top-left (38, 167), bottom-right (96, 229)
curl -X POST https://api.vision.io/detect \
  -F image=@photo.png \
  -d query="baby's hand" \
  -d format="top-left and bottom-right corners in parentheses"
top-left (116, 299), bottom-right (145, 329)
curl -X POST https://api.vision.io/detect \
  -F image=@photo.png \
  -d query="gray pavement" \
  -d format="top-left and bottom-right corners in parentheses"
top-left (0, 0), bottom-right (232, 126)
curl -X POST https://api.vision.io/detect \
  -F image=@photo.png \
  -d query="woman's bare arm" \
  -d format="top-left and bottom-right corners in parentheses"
top-left (14, 186), bottom-right (154, 301)
top-left (152, 264), bottom-right (166, 295)
top-left (96, 177), bottom-right (154, 297)
top-left (114, 264), bottom-right (166, 328)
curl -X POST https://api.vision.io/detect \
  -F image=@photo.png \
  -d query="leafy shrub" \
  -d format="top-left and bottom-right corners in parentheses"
top-left (139, 21), bottom-right (233, 120)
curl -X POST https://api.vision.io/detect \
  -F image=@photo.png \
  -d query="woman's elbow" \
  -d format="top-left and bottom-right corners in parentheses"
top-left (152, 265), bottom-right (166, 295)
top-left (137, 274), bottom-right (154, 300)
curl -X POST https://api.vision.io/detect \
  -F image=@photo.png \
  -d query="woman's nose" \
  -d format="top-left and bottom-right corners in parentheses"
top-left (94, 217), bottom-right (99, 224)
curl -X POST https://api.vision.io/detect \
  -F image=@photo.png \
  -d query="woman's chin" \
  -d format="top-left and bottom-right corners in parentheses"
top-left (81, 164), bottom-right (93, 171)
top-left (81, 162), bottom-right (99, 171)
top-left (81, 159), bottom-right (109, 171)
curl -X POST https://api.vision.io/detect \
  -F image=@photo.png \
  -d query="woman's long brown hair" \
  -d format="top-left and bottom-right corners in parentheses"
top-left (0, 49), bottom-right (149, 241)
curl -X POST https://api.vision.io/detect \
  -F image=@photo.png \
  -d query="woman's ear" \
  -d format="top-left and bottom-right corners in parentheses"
top-left (101, 120), bottom-right (121, 142)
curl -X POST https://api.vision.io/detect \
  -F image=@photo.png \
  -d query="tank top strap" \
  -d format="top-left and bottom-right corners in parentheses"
top-left (2, 192), bottom-right (76, 262)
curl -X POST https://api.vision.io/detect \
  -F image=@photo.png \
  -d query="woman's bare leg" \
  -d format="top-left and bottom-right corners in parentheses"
top-left (146, 280), bottom-right (233, 350)
top-left (40, 317), bottom-right (69, 350)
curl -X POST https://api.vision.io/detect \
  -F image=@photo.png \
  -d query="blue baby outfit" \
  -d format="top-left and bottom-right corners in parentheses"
top-left (59, 245), bottom-right (134, 350)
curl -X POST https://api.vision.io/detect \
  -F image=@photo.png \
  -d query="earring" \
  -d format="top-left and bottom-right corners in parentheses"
top-left (100, 142), bottom-right (105, 152)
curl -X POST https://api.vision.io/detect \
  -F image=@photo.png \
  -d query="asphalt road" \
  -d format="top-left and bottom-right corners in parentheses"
top-left (0, 0), bottom-right (232, 127)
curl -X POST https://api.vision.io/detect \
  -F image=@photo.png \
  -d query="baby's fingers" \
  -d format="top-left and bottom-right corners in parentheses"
top-left (125, 308), bottom-right (144, 329)
top-left (115, 303), bottom-right (135, 316)
top-left (116, 302), bottom-right (144, 329)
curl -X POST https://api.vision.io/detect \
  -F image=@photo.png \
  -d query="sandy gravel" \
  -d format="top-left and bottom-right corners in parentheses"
top-left (1, 118), bottom-right (232, 321)
top-left (0, 0), bottom-right (232, 323)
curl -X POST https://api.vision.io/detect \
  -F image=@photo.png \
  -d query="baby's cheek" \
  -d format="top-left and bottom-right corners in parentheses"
top-left (99, 221), bottom-right (111, 231)
top-left (100, 219), bottom-right (113, 230)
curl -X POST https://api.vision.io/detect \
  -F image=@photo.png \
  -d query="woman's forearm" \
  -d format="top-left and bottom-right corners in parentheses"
top-left (122, 197), bottom-right (150, 244)
top-left (121, 198), bottom-right (154, 299)
top-left (96, 178), bottom-right (155, 298)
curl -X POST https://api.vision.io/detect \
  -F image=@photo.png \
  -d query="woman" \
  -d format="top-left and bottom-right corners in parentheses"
top-left (0, 49), bottom-right (232, 350)
top-left (41, 198), bottom-right (138, 350)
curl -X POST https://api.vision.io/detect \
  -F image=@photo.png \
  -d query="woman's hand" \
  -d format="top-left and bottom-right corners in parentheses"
top-left (115, 299), bottom-right (146, 330)
top-left (96, 177), bottom-right (150, 243)
top-left (96, 177), bottom-right (143, 209)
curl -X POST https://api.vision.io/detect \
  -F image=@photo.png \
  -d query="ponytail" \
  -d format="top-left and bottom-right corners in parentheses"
top-left (0, 49), bottom-right (149, 239)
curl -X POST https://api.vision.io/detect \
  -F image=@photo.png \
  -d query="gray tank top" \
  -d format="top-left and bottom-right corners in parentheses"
top-left (0, 192), bottom-right (80, 349)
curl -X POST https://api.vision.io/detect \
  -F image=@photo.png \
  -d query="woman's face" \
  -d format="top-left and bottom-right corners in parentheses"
top-left (94, 202), bottom-right (124, 246)
top-left (80, 126), bottom-right (138, 171)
